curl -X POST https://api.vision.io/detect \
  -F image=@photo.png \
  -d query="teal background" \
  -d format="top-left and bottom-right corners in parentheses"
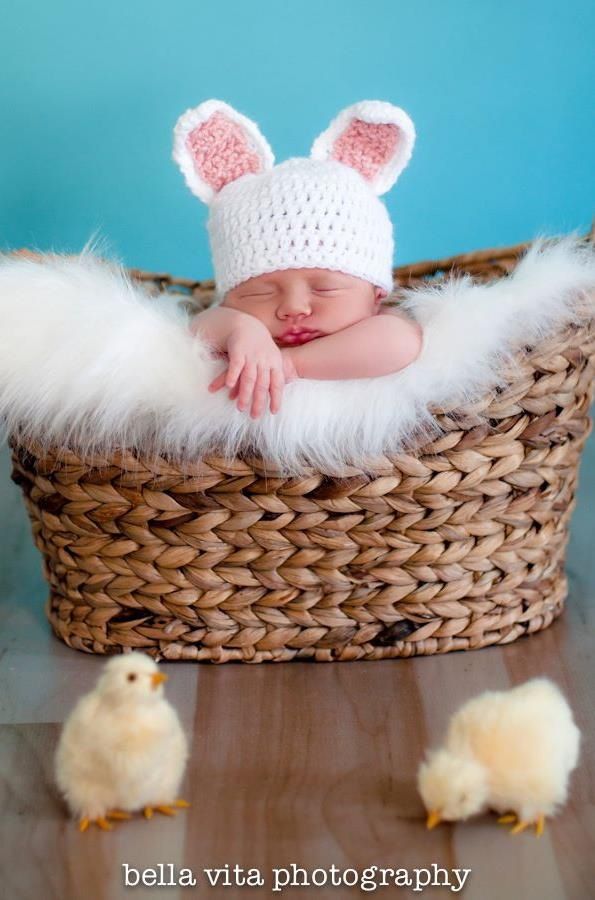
top-left (1, 0), bottom-right (593, 281)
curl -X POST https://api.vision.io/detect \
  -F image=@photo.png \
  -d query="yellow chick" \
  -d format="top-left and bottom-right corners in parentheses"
top-left (55, 652), bottom-right (189, 832)
top-left (418, 677), bottom-right (581, 836)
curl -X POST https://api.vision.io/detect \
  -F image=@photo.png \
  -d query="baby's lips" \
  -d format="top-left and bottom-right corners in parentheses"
top-left (279, 331), bottom-right (321, 345)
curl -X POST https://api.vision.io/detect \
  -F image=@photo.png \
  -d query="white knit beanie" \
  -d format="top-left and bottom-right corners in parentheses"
top-left (172, 99), bottom-right (415, 302)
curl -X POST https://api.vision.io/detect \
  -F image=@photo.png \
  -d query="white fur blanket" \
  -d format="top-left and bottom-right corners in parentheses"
top-left (1, 235), bottom-right (594, 476)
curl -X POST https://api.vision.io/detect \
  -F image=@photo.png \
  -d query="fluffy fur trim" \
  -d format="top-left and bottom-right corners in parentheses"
top-left (1, 235), bottom-right (594, 477)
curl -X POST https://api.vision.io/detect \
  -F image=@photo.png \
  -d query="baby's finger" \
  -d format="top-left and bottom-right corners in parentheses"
top-left (236, 362), bottom-right (257, 411)
top-left (226, 354), bottom-right (246, 389)
top-left (208, 370), bottom-right (228, 392)
top-left (250, 366), bottom-right (271, 419)
top-left (269, 367), bottom-right (285, 414)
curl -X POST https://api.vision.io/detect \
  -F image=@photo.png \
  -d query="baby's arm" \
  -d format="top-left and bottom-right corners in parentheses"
top-left (189, 306), bottom-right (255, 353)
top-left (283, 311), bottom-right (422, 380)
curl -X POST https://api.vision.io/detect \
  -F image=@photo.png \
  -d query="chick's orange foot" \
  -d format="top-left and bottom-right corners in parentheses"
top-left (497, 812), bottom-right (546, 836)
top-left (78, 816), bottom-right (113, 832)
top-left (143, 799), bottom-right (190, 819)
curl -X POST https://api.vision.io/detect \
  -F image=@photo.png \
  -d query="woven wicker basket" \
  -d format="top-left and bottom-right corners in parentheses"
top-left (8, 238), bottom-right (595, 663)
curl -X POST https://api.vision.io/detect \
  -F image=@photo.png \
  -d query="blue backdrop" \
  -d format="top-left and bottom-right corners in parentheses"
top-left (1, 0), bottom-right (593, 280)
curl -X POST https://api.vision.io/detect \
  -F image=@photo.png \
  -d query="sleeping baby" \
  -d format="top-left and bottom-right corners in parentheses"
top-left (173, 98), bottom-right (422, 418)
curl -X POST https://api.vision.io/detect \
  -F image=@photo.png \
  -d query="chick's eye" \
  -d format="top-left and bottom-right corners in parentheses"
top-left (127, 673), bottom-right (137, 682)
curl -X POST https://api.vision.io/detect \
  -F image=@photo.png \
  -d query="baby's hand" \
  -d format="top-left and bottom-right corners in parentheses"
top-left (208, 318), bottom-right (297, 417)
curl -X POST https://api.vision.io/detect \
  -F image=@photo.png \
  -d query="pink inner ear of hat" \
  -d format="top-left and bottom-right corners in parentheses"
top-left (185, 110), bottom-right (262, 194)
top-left (331, 119), bottom-right (399, 182)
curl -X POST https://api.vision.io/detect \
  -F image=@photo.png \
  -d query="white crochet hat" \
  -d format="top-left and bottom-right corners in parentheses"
top-left (172, 99), bottom-right (415, 301)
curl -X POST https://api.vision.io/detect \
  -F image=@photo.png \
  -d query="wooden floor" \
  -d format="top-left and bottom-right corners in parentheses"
top-left (1, 436), bottom-right (594, 900)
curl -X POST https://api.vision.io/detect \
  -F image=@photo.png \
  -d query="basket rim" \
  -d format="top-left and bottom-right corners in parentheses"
top-left (10, 226), bottom-right (595, 291)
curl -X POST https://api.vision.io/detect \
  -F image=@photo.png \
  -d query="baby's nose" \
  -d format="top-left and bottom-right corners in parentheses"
top-left (278, 288), bottom-right (313, 314)
top-left (280, 302), bottom-right (311, 316)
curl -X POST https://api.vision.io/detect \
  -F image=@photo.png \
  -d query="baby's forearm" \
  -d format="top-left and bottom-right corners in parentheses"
top-left (285, 314), bottom-right (422, 380)
top-left (189, 306), bottom-right (252, 351)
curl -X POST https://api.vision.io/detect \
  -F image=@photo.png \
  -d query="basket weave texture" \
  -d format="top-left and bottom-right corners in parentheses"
top-left (9, 240), bottom-right (595, 663)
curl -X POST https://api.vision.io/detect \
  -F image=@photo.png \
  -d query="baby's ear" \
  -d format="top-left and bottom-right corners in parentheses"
top-left (310, 100), bottom-right (415, 195)
top-left (172, 99), bottom-right (275, 204)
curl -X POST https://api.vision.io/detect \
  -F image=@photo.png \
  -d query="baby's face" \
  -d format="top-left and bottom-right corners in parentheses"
top-left (221, 267), bottom-right (387, 346)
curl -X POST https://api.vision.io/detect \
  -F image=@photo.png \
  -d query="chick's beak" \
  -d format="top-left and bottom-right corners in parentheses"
top-left (426, 809), bottom-right (442, 830)
top-left (151, 672), bottom-right (168, 690)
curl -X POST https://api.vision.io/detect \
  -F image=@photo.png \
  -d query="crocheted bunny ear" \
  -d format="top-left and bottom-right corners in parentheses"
top-left (310, 100), bottom-right (415, 196)
top-left (172, 99), bottom-right (275, 204)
